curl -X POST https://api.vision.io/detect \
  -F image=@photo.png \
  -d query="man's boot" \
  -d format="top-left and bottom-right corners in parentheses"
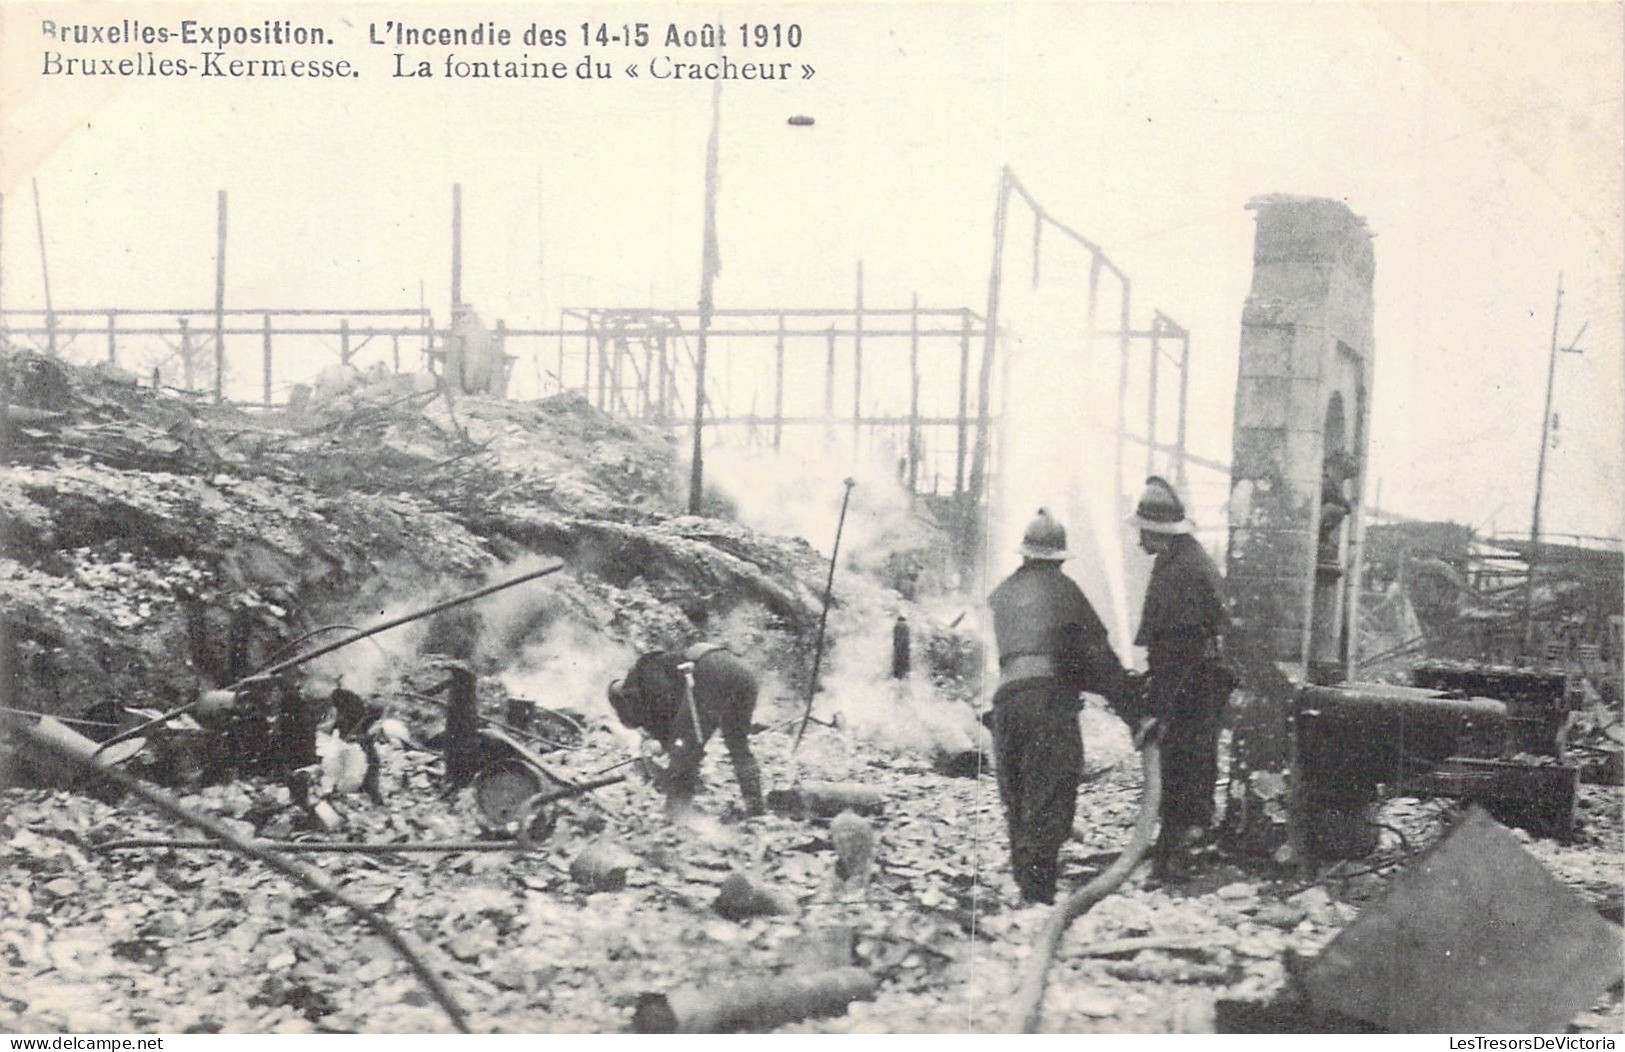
top-left (728, 743), bottom-right (767, 817)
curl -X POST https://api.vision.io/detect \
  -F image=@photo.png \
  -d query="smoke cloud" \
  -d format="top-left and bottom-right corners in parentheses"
top-left (701, 445), bottom-right (938, 583)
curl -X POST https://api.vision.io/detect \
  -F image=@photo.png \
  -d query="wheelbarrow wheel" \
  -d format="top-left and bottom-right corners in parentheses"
top-left (516, 792), bottom-right (560, 850)
top-left (473, 758), bottom-right (564, 836)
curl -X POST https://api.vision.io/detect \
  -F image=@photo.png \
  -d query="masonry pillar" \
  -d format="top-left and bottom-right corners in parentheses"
top-left (1221, 196), bottom-right (1375, 861)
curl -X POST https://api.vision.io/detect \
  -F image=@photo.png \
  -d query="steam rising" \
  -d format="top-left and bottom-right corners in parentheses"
top-left (702, 445), bottom-right (934, 577)
top-left (817, 606), bottom-right (986, 756)
top-left (499, 617), bottom-right (638, 724)
top-left (989, 267), bottom-right (1139, 665)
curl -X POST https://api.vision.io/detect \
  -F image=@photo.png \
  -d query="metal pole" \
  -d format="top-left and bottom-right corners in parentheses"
top-left (179, 317), bottom-right (194, 390)
top-left (214, 190), bottom-right (227, 401)
top-left (794, 478), bottom-right (857, 752)
top-left (688, 76), bottom-right (722, 515)
top-left (1146, 319), bottom-right (1160, 478)
top-left (1087, 254), bottom-right (1102, 336)
top-left (824, 327), bottom-right (835, 444)
top-left (0, 193), bottom-right (6, 352)
top-left (955, 310), bottom-right (970, 496)
top-left (450, 183), bottom-right (462, 315)
top-left (908, 291), bottom-right (921, 501)
top-left (611, 334), bottom-right (625, 414)
top-left (106, 312), bottom-right (116, 364)
top-left (1522, 274), bottom-right (1564, 654)
top-left (262, 313), bottom-right (273, 406)
top-left (852, 260), bottom-right (864, 452)
top-left (392, 334), bottom-right (401, 374)
top-left (32, 179), bottom-right (53, 354)
top-left (969, 169), bottom-right (1013, 525)
top-left (556, 309), bottom-right (567, 397)
top-left (1114, 275), bottom-right (1132, 512)
top-left (1175, 332), bottom-right (1190, 492)
top-left (642, 339), bottom-right (654, 416)
top-left (421, 304), bottom-right (432, 373)
top-left (340, 318), bottom-right (351, 367)
top-left (595, 334), bottom-right (608, 409)
top-left (658, 334), bottom-right (669, 420)
top-left (774, 313), bottom-right (785, 451)
top-left (495, 320), bottom-right (507, 395)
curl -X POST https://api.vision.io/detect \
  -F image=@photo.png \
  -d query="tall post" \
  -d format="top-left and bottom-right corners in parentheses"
top-left (420, 305), bottom-right (433, 373)
top-left (773, 313), bottom-right (785, 451)
top-left (852, 261), bottom-right (864, 451)
top-left (688, 76), bottom-right (722, 515)
top-left (556, 312), bottom-right (567, 398)
top-left (494, 319), bottom-right (507, 397)
top-left (969, 169), bottom-right (1013, 535)
top-left (824, 327), bottom-right (836, 445)
top-left (642, 339), bottom-right (654, 416)
top-left (392, 334), bottom-right (401, 374)
top-left (340, 318), bottom-right (351, 367)
top-left (450, 183), bottom-right (463, 316)
top-left (0, 192), bottom-right (6, 352)
top-left (1522, 275), bottom-right (1565, 654)
top-left (1114, 274), bottom-right (1132, 513)
top-left (595, 334), bottom-right (608, 408)
top-left (32, 179), bottom-right (53, 354)
top-left (907, 292), bottom-right (921, 502)
top-left (954, 310), bottom-right (970, 496)
top-left (1086, 254), bottom-right (1102, 336)
top-left (1146, 318), bottom-right (1161, 477)
top-left (657, 334), bottom-right (670, 421)
top-left (213, 190), bottom-right (227, 401)
top-left (262, 314), bottom-right (273, 406)
top-left (1175, 331), bottom-right (1191, 492)
top-left (106, 312), bottom-right (117, 364)
top-left (179, 317), bottom-right (194, 390)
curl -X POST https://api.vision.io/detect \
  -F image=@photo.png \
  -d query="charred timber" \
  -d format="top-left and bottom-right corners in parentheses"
top-left (633, 967), bottom-right (877, 1033)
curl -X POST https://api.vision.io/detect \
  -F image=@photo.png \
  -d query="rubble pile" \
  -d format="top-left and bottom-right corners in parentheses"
top-left (1, 348), bottom-right (972, 756)
top-left (2, 348), bottom-right (1618, 1035)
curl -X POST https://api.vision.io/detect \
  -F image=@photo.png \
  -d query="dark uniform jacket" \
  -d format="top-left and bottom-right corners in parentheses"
top-left (609, 643), bottom-right (765, 814)
top-left (1135, 534), bottom-right (1228, 718)
top-left (609, 643), bottom-right (755, 747)
top-left (988, 562), bottom-right (1132, 716)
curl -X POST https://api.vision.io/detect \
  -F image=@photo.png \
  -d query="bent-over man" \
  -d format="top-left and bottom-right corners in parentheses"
top-left (607, 642), bottom-right (766, 817)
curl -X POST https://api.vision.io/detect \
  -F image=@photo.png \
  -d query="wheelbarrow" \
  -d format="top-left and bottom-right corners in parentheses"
top-left (470, 726), bottom-right (627, 843)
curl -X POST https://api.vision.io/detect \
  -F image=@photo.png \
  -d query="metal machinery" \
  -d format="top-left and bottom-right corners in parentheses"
top-left (1222, 197), bottom-right (1581, 861)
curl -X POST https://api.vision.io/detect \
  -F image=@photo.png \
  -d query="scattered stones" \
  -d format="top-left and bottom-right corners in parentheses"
top-left (1252, 902), bottom-right (1308, 930)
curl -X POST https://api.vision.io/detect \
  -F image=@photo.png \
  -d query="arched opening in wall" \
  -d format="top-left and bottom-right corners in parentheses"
top-left (1310, 390), bottom-right (1358, 682)
top-left (1319, 392), bottom-right (1361, 560)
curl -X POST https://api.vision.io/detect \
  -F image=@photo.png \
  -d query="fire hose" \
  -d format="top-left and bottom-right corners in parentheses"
top-left (1014, 740), bottom-right (1162, 1033)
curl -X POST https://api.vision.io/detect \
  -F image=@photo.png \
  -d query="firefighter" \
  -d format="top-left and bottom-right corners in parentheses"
top-left (987, 508), bottom-right (1144, 905)
top-left (1126, 476), bottom-right (1233, 881)
top-left (607, 643), bottom-right (766, 818)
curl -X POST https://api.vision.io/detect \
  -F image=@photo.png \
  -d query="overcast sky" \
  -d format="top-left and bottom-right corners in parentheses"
top-left (2, 1), bottom-right (1621, 542)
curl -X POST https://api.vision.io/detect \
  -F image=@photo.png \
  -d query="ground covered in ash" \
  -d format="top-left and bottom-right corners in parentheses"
top-left (2, 349), bottom-right (1621, 1034)
top-left (3, 718), bottom-right (1622, 1034)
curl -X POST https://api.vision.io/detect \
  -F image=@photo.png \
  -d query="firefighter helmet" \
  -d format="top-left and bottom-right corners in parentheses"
top-left (1126, 476), bottom-right (1194, 535)
top-left (1018, 508), bottom-right (1071, 561)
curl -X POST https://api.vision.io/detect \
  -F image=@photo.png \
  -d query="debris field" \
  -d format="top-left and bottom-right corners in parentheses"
top-left (2, 349), bottom-right (1621, 1034)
